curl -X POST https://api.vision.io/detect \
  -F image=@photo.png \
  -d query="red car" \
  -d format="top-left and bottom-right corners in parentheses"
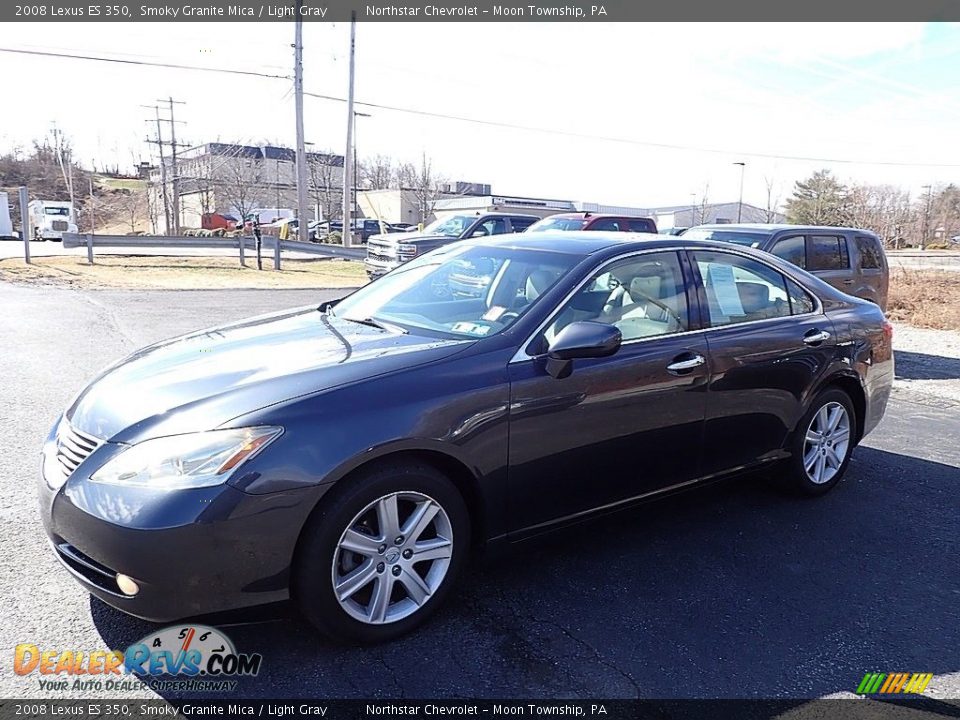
top-left (526, 212), bottom-right (657, 234)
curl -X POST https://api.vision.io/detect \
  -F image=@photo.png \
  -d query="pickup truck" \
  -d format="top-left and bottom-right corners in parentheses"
top-left (364, 212), bottom-right (539, 279)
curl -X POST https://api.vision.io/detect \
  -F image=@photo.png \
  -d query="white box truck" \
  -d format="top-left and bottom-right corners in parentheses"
top-left (0, 192), bottom-right (14, 239)
top-left (29, 200), bottom-right (78, 241)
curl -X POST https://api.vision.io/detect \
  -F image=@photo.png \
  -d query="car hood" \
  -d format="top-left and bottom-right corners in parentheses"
top-left (66, 306), bottom-right (470, 443)
top-left (369, 232), bottom-right (456, 244)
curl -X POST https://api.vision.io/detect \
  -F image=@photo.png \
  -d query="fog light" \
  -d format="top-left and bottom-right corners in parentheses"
top-left (116, 574), bottom-right (140, 596)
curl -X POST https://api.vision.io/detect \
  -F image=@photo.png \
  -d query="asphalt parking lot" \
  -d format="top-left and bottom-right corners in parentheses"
top-left (1, 282), bottom-right (958, 701)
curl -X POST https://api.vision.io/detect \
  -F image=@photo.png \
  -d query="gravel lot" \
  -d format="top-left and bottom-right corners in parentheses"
top-left (1, 283), bottom-right (958, 703)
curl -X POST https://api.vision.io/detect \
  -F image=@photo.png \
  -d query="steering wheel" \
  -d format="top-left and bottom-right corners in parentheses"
top-left (498, 310), bottom-right (521, 324)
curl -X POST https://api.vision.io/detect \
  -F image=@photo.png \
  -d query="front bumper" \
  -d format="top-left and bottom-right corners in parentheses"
top-left (38, 430), bottom-right (324, 622)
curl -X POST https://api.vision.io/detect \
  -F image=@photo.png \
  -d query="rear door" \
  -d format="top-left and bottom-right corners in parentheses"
top-left (688, 249), bottom-right (836, 476)
top-left (806, 234), bottom-right (854, 295)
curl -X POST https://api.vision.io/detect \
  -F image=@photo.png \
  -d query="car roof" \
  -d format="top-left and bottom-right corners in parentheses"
top-left (458, 212), bottom-right (540, 219)
top-left (471, 230), bottom-right (741, 256)
top-left (543, 212), bottom-right (653, 221)
top-left (690, 223), bottom-right (876, 235)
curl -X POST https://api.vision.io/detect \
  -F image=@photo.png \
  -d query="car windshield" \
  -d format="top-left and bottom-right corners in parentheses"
top-left (421, 215), bottom-right (476, 237)
top-left (333, 244), bottom-right (578, 339)
top-left (683, 228), bottom-right (769, 247)
top-left (44, 207), bottom-right (70, 216)
top-left (527, 217), bottom-right (586, 232)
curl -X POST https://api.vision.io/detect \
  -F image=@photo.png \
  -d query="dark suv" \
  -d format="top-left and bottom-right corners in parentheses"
top-left (683, 224), bottom-right (889, 309)
top-left (526, 213), bottom-right (658, 234)
top-left (365, 212), bottom-right (539, 279)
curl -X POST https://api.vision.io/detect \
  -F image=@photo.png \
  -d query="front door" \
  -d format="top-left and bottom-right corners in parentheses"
top-left (507, 250), bottom-right (710, 535)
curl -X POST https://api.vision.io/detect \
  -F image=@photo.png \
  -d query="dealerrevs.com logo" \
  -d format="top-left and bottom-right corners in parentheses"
top-left (856, 672), bottom-right (933, 695)
top-left (14, 625), bottom-right (262, 692)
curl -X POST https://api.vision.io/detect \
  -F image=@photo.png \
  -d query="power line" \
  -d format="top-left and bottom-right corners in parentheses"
top-left (0, 46), bottom-right (289, 81)
top-left (5, 44), bottom-right (960, 170)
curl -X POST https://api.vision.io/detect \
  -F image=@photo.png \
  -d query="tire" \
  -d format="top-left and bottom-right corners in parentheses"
top-left (294, 461), bottom-right (469, 644)
top-left (780, 388), bottom-right (857, 496)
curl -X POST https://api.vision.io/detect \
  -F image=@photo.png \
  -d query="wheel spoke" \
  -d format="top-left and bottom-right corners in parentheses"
top-left (805, 429), bottom-right (822, 445)
top-left (814, 454), bottom-right (826, 484)
top-left (827, 405), bottom-right (844, 432)
top-left (804, 447), bottom-right (819, 472)
top-left (398, 567), bottom-right (431, 606)
top-left (401, 500), bottom-right (440, 543)
top-left (376, 494), bottom-right (401, 539)
top-left (367, 575), bottom-right (393, 623)
top-left (339, 528), bottom-right (382, 557)
top-left (826, 446), bottom-right (842, 469)
top-left (412, 536), bottom-right (452, 562)
top-left (816, 406), bottom-right (830, 433)
top-left (334, 559), bottom-right (377, 601)
top-left (832, 427), bottom-right (850, 445)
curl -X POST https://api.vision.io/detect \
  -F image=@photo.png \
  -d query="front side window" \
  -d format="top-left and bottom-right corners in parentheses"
top-left (334, 245), bottom-right (577, 339)
top-left (587, 218), bottom-right (624, 232)
top-left (628, 218), bottom-right (657, 233)
top-left (469, 218), bottom-right (508, 237)
top-left (808, 235), bottom-right (850, 271)
top-left (543, 252), bottom-right (688, 344)
top-left (771, 235), bottom-right (806, 269)
top-left (692, 251), bottom-right (792, 327)
top-left (855, 236), bottom-right (882, 270)
top-left (509, 218), bottom-right (536, 233)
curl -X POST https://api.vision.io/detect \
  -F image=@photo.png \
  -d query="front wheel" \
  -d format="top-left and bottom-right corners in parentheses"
top-left (294, 462), bottom-right (469, 644)
top-left (781, 388), bottom-right (857, 496)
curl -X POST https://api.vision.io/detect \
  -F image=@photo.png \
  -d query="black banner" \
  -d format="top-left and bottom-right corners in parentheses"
top-left (3, 0), bottom-right (959, 22)
top-left (2, 699), bottom-right (959, 720)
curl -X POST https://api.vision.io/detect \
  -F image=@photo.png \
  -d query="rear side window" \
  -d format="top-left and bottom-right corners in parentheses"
top-left (808, 235), bottom-right (850, 271)
top-left (856, 236), bottom-right (883, 270)
top-left (588, 218), bottom-right (624, 231)
top-left (691, 251), bottom-right (792, 327)
top-left (628, 218), bottom-right (656, 233)
top-left (785, 277), bottom-right (816, 315)
top-left (771, 235), bottom-right (806, 269)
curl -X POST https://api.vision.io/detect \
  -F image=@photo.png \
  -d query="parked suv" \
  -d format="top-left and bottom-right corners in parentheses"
top-left (365, 212), bottom-right (539, 279)
top-left (526, 212), bottom-right (658, 234)
top-left (683, 224), bottom-right (889, 309)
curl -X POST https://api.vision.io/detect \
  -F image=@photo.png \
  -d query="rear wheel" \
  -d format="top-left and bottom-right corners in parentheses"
top-left (780, 388), bottom-right (856, 496)
top-left (294, 461), bottom-right (469, 644)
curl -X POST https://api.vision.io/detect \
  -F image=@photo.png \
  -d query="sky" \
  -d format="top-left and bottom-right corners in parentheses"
top-left (1, 21), bottom-right (959, 210)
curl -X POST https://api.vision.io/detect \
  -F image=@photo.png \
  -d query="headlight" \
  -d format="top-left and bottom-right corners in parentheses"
top-left (397, 243), bottom-right (419, 260)
top-left (89, 427), bottom-right (282, 490)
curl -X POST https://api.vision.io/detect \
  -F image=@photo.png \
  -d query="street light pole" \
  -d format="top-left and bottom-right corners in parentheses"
top-left (734, 162), bottom-right (746, 222)
top-left (921, 184), bottom-right (932, 250)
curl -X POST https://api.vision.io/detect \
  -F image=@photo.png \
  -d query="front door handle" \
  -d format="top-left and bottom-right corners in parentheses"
top-left (666, 353), bottom-right (706, 373)
top-left (803, 329), bottom-right (831, 345)
top-left (842, 279), bottom-right (854, 285)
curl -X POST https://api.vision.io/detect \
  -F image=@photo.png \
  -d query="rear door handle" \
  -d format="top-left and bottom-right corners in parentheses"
top-left (666, 353), bottom-right (706, 373)
top-left (803, 329), bottom-right (831, 345)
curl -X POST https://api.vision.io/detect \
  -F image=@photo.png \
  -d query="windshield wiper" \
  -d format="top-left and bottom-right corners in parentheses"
top-left (341, 316), bottom-right (408, 334)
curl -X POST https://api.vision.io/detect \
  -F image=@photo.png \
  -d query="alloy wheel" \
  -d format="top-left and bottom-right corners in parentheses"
top-left (803, 401), bottom-right (851, 485)
top-left (331, 491), bottom-right (453, 625)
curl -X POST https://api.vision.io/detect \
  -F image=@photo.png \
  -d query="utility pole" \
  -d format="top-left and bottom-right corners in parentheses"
top-left (341, 11), bottom-right (357, 247)
top-left (162, 97), bottom-right (186, 236)
top-left (50, 123), bottom-right (76, 218)
top-left (921, 184), bottom-right (932, 250)
top-left (293, 1), bottom-right (310, 243)
top-left (143, 105), bottom-right (171, 233)
top-left (734, 162), bottom-right (746, 222)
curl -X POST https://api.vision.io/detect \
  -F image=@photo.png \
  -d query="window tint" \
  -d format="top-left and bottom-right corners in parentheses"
top-left (509, 218), bottom-right (536, 233)
top-left (588, 218), bottom-right (624, 231)
top-left (856, 235), bottom-right (883, 270)
top-left (785, 277), bottom-right (815, 315)
top-left (692, 251), bottom-right (792, 327)
top-left (808, 235), bottom-right (850, 271)
top-left (682, 228), bottom-right (769, 247)
top-left (544, 252), bottom-right (688, 343)
top-left (469, 218), bottom-right (508, 237)
top-left (771, 235), bottom-right (806, 269)
top-left (628, 218), bottom-right (656, 233)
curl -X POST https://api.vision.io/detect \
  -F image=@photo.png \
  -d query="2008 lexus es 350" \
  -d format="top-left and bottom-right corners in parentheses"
top-left (39, 233), bottom-right (893, 643)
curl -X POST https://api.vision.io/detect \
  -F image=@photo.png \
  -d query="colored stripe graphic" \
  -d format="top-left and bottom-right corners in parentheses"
top-left (857, 672), bottom-right (932, 694)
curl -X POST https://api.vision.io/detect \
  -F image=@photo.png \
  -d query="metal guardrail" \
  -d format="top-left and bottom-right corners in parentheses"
top-left (61, 233), bottom-right (365, 267)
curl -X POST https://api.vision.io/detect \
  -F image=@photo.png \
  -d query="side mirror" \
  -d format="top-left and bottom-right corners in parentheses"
top-left (545, 321), bottom-right (622, 379)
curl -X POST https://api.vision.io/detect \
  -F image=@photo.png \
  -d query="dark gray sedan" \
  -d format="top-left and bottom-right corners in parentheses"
top-left (39, 234), bottom-right (893, 643)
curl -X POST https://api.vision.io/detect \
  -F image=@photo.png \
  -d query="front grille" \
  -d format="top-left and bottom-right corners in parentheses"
top-left (367, 251), bottom-right (394, 263)
top-left (54, 542), bottom-right (123, 595)
top-left (55, 421), bottom-right (101, 478)
top-left (52, 220), bottom-right (69, 231)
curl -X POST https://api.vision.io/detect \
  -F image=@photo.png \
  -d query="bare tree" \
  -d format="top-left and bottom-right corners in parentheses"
top-left (358, 154), bottom-right (395, 190)
top-left (763, 175), bottom-right (782, 222)
top-left (109, 189), bottom-right (147, 233)
top-left (696, 183), bottom-right (710, 225)
top-left (220, 148), bottom-right (265, 222)
top-left (398, 153), bottom-right (447, 224)
top-left (307, 153), bottom-right (343, 221)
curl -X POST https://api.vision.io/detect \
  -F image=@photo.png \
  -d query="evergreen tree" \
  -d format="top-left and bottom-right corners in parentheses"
top-left (785, 170), bottom-right (849, 225)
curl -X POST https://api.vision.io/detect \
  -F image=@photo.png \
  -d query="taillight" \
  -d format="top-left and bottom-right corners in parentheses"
top-left (882, 319), bottom-right (893, 341)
